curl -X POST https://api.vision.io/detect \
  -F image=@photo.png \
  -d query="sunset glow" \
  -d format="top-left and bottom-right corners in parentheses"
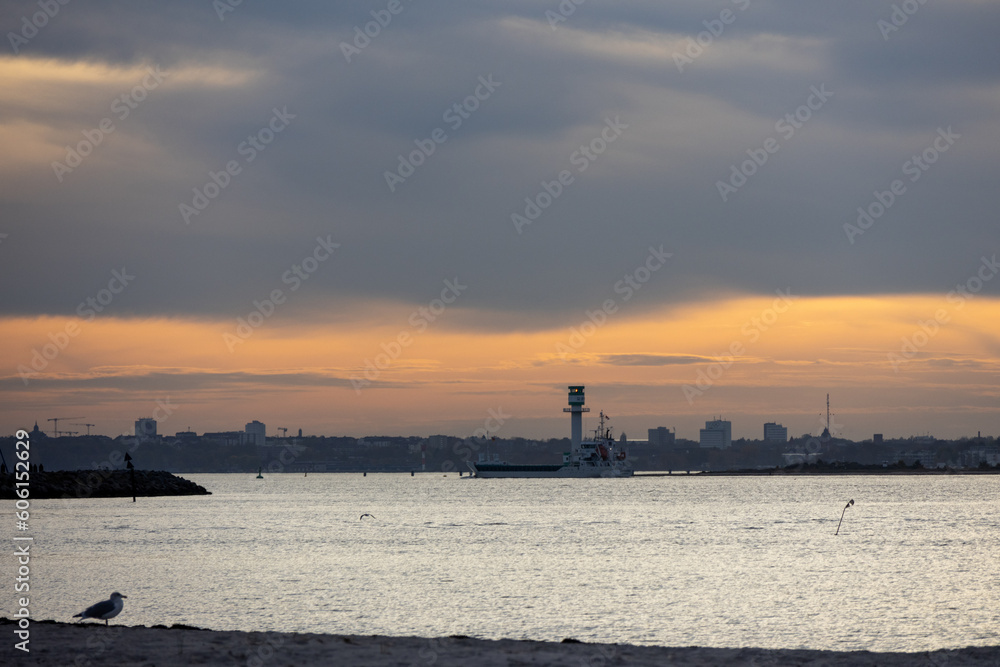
top-left (5, 292), bottom-right (998, 440)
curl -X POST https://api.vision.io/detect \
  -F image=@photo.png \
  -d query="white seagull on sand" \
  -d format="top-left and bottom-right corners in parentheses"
top-left (74, 592), bottom-right (127, 625)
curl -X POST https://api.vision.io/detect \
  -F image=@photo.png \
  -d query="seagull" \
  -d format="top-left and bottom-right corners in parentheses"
top-left (359, 513), bottom-right (375, 520)
top-left (74, 592), bottom-right (127, 625)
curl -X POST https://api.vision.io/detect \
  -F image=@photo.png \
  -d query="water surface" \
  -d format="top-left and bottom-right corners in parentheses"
top-left (13, 473), bottom-right (1000, 651)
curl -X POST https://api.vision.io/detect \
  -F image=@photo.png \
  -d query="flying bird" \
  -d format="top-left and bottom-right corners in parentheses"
top-left (74, 592), bottom-right (127, 625)
top-left (359, 513), bottom-right (375, 520)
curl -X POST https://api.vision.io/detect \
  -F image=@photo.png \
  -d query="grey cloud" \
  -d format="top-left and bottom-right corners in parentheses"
top-left (1, 0), bottom-right (997, 329)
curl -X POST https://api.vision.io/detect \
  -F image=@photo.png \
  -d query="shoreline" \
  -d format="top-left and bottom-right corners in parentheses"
top-left (2, 620), bottom-right (997, 666)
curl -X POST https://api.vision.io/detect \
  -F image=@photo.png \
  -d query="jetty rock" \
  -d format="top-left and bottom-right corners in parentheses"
top-left (0, 469), bottom-right (211, 499)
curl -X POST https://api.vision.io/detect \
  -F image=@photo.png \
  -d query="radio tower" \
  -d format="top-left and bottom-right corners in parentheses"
top-left (822, 393), bottom-right (831, 439)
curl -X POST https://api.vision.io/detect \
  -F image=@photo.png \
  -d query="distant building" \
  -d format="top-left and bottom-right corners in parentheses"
top-left (898, 450), bottom-right (937, 468)
top-left (135, 417), bottom-right (157, 439)
top-left (961, 447), bottom-right (999, 468)
top-left (358, 438), bottom-right (392, 448)
top-left (873, 433), bottom-right (884, 444)
top-left (204, 431), bottom-right (243, 446)
top-left (244, 420), bottom-right (266, 447)
top-left (427, 434), bottom-right (452, 449)
top-left (763, 422), bottom-right (788, 442)
top-left (647, 427), bottom-right (676, 447)
top-left (699, 419), bottom-right (732, 449)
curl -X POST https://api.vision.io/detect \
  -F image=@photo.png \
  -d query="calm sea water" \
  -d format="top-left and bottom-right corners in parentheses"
top-left (9, 473), bottom-right (1000, 651)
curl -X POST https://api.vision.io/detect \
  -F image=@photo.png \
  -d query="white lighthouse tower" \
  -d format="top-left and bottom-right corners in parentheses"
top-left (563, 386), bottom-right (590, 447)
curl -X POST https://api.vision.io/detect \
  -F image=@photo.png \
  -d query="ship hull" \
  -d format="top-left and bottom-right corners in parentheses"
top-left (469, 462), bottom-right (633, 478)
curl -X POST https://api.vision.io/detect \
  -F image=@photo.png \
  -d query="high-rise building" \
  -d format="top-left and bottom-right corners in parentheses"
top-left (135, 417), bottom-right (157, 439)
top-left (244, 420), bottom-right (266, 447)
top-left (763, 422), bottom-right (788, 442)
top-left (699, 419), bottom-right (731, 449)
top-left (427, 434), bottom-right (451, 449)
top-left (647, 426), bottom-right (676, 447)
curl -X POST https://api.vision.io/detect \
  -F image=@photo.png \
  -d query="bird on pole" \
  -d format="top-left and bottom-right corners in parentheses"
top-left (835, 499), bottom-right (855, 535)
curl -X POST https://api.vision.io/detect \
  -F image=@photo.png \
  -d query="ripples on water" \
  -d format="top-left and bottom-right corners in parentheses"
top-left (14, 474), bottom-right (1000, 651)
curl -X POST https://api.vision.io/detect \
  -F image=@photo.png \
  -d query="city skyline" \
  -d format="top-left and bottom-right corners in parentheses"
top-left (14, 392), bottom-right (990, 444)
top-left (2, 2), bottom-right (998, 441)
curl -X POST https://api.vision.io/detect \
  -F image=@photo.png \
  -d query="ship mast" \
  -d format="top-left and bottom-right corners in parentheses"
top-left (597, 410), bottom-right (612, 440)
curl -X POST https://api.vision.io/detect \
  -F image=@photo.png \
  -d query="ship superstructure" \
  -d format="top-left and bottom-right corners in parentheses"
top-left (469, 386), bottom-right (633, 478)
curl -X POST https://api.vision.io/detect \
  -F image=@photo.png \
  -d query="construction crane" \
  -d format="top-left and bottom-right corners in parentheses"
top-left (72, 423), bottom-right (96, 436)
top-left (47, 416), bottom-right (84, 437)
top-left (278, 427), bottom-right (288, 438)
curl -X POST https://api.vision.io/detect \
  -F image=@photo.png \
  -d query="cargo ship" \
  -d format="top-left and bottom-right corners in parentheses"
top-left (468, 386), bottom-right (633, 478)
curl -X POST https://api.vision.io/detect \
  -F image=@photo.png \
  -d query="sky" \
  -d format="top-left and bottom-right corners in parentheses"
top-left (1, 1), bottom-right (998, 442)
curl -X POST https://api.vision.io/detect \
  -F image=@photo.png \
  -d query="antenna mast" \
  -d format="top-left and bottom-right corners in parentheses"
top-left (820, 394), bottom-right (833, 439)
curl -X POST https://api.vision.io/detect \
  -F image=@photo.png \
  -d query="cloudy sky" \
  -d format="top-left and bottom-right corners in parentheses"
top-left (2, 0), bottom-right (998, 441)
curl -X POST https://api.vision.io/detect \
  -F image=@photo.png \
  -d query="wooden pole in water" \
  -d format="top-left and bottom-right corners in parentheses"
top-left (125, 452), bottom-right (136, 502)
top-left (835, 499), bottom-right (854, 535)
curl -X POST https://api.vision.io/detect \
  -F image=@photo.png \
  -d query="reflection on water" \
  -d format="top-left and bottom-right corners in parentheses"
top-left (13, 474), bottom-right (1000, 651)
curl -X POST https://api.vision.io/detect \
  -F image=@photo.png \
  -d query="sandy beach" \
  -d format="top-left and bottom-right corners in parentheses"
top-left (2, 619), bottom-right (997, 666)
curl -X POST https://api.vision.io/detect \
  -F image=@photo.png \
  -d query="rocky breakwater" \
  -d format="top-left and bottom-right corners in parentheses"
top-left (0, 470), bottom-right (211, 499)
